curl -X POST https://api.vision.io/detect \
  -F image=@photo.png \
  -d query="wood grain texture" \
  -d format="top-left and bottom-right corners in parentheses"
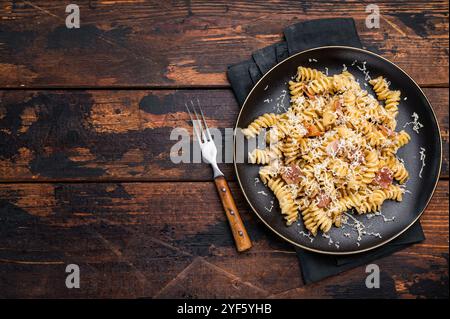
top-left (0, 0), bottom-right (448, 300)
top-left (0, 181), bottom-right (447, 298)
top-left (214, 176), bottom-right (252, 252)
top-left (0, 88), bottom-right (447, 181)
top-left (0, 0), bottom-right (448, 87)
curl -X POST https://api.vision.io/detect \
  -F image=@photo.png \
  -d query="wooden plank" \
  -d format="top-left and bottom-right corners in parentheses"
top-left (0, 181), bottom-right (447, 298)
top-left (0, 0), bottom-right (448, 88)
top-left (1, 88), bottom-right (448, 181)
top-left (270, 249), bottom-right (449, 298)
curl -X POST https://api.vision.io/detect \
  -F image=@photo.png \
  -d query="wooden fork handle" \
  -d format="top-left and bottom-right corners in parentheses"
top-left (214, 176), bottom-right (252, 252)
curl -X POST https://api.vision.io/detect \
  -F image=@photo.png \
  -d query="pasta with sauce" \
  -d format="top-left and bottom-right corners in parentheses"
top-left (241, 66), bottom-right (410, 236)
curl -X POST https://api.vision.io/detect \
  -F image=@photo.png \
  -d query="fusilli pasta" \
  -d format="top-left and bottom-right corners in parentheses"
top-left (242, 67), bottom-right (410, 235)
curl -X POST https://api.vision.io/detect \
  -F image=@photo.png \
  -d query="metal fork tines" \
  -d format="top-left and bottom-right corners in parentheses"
top-left (185, 100), bottom-right (224, 178)
top-left (185, 99), bottom-right (252, 252)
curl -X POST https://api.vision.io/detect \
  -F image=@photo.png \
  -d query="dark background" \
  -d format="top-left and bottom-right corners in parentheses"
top-left (0, 0), bottom-right (448, 298)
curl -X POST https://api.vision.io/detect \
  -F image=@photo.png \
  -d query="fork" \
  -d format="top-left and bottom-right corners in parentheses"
top-left (186, 100), bottom-right (252, 252)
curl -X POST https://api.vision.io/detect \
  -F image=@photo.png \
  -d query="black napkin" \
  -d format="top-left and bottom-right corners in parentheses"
top-left (228, 18), bottom-right (362, 105)
top-left (227, 18), bottom-right (425, 284)
top-left (296, 221), bottom-right (424, 284)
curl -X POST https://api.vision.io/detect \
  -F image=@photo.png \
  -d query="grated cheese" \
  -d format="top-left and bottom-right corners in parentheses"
top-left (356, 61), bottom-right (371, 81)
top-left (299, 230), bottom-right (315, 243)
top-left (366, 211), bottom-right (396, 222)
top-left (343, 212), bottom-right (365, 241)
top-left (403, 112), bottom-right (423, 134)
top-left (264, 200), bottom-right (274, 212)
top-left (419, 147), bottom-right (426, 178)
top-left (274, 90), bottom-right (288, 113)
top-left (322, 232), bottom-right (334, 246)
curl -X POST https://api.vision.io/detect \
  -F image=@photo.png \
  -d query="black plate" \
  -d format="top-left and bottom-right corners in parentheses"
top-left (234, 46), bottom-right (442, 254)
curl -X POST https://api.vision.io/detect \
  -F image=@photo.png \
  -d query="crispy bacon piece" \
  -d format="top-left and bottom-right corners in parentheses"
top-left (332, 100), bottom-right (342, 111)
top-left (378, 125), bottom-right (394, 137)
top-left (373, 167), bottom-right (393, 189)
top-left (349, 149), bottom-right (365, 164)
top-left (326, 139), bottom-right (340, 156)
top-left (304, 91), bottom-right (316, 100)
top-left (305, 123), bottom-right (323, 137)
top-left (281, 164), bottom-right (303, 185)
top-left (317, 192), bottom-right (332, 208)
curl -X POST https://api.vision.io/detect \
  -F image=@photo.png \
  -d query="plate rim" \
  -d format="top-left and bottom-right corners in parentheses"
top-left (233, 45), bottom-right (443, 255)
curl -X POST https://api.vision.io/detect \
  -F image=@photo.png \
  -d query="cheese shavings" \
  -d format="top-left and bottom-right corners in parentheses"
top-left (419, 147), bottom-right (426, 178)
top-left (299, 230), bottom-right (315, 243)
top-left (403, 112), bottom-right (423, 134)
top-left (264, 200), bottom-right (274, 212)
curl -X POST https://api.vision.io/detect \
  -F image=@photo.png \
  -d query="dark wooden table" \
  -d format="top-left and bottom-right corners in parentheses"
top-left (0, 1), bottom-right (448, 298)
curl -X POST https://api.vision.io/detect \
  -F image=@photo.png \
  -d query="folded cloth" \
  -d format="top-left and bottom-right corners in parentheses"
top-left (296, 222), bottom-right (424, 284)
top-left (284, 18), bottom-right (362, 54)
top-left (226, 18), bottom-right (425, 284)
